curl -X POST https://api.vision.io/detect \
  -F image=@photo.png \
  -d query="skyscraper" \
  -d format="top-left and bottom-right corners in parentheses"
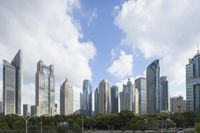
top-left (35, 60), bottom-right (55, 116)
top-left (23, 104), bottom-right (28, 116)
top-left (3, 50), bottom-right (22, 115)
top-left (80, 80), bottom-right (92, 116)
top-left (170, 96), bottom-right (186, 113)
top-left (98, 80), bottom-right (111, 114)
top-left (111, 86), bottom-right (118, 113)
top-left (186, 49), bottom-right (200, 113)
top-left (94, 88), bottom-right (99, 115)
top-left (135, 77), bottom-right (147, 115)
top-left (120, 78), bottom-right (135, 112)
top-left (60, 78), bottom-right (73, 115)
top-left (160, 76), bottom-right (169, 111)
top-left (146, 59), bottom-right (160, 114)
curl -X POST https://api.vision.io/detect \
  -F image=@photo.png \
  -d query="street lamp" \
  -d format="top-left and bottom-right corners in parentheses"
top-left (13, 114), bottom-right (36, 133)
top-left (40, 113), bottom-right (49, 133)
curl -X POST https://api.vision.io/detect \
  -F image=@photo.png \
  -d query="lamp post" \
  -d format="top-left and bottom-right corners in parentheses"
top-left (40, 113), bottom-right (49, 133)
top-left (14, 114), bottom-right (36, 133)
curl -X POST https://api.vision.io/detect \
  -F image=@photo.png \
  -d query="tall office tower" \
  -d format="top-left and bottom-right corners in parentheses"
top-left (134, 88), bottom-right (139, 114)
top-left (94, 88), bottom-right (99, 115)
top-left (0, 102), bottom-right (3, 113)
top-left (120, 78), bottom-right (135, 112)
top-left (170, 96), bottom-right (186, 113)
top-left (98, 80), bottom-right (111, 114)
top-left (60, 78), bottom-right (73, 115)
top-left (186, 49), bottom-right (200, 112)
top-left (80, 80), bottom-right (92, 116)
top-left (23, 104), bottom-right (28, 116)
top-left (160, 76), bottom-right (169, 111)
top-left (111, 86), bottom-right (119, 113)
top-left (30, 105), bottom-right (37, 116)
top-left (35, 60), bottom-right (55, 116)
top-left (3, 50), bottom-right (22, 115)
top-left (135, 77), bottom-right (147, 115)
top-left (147, 59), bottom-right (160, 114)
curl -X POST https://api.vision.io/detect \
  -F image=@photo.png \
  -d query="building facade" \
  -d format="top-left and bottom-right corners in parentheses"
top-left (186, 50), bottom-right (200, 113)
top-left (111, 86), bottom-right (119, 113)
top-left (80, 80), bottom-right (92, 116)
top-left (94, 88), bottom-right (99, 115)
top-left (23, 104), bottom-right (28, 116)
top-left (170, 96), bottom-right (186, 113)
top-left (98, 80), bottom-right (111, 114)
top-left (3, 50), bottom-right (22, 115)
top-left (160, 76), bottom-right (169, 112)
top-left (146, 59), bottom-right (160, 114)
top-left (135, 77), bottom-right (147, 115)
top-left (35, 60), bottom-right (55, 116)
top-left (60, 78), bottom-right (73, 115)
top-left (120, 78), bottom-right (135, 112)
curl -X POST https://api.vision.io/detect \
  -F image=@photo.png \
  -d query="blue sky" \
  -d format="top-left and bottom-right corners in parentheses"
top-left (0, 0), bottom-right (200, 111)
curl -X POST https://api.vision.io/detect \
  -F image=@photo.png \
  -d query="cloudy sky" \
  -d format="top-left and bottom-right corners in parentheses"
top-left (0, 0), bottom-right (200, 113)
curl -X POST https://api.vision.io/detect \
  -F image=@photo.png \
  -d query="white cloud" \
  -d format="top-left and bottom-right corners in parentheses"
top-left (107, 50), bottom-right (133, 79)
top-left (87, 8), bottom-right (98, 26)
top-left (0, 0), bottom-right (96, 113)
top-left (114, 0), bottom-right (200, 97)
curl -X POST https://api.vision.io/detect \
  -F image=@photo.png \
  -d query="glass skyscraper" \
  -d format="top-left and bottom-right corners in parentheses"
top-left (35, 60), bottom-right (55, 116)
top-left (146, 59), bottom-right (160, 114)
top-left (94, 87), bottom-right (99, 115)
top-left (120, 78), bottom-right (135, 112)
top-left (135, 77), bottom-right (147, 115)
top-left (60, 78), bottom-right (73, 115)
top-left (186, 50), bottom-right (200, 113)
top-left (98, 80), bottom-right (111, 114)
top-left (80, 79), bottom-right (92, 116)
top-left (111, 85), bottom-right (118, 113)
top-left (160, 76), bottom-right (169, 111)
top-left (3, 49), bottom-right (22, 115)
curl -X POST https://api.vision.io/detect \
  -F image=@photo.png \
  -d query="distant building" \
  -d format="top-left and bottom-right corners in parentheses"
top-left (60, 78), bottom-right (73, 115)
top-left (94, 88), bottom-right (99, 115)
top-left (23, 104), bottom-right (28, 116)
top-left (120, 78), bottom-right (135, 112)
top-left (186, 49), bottom-right (200, 113)
top-left (80, 80), bottom-right (92, 116)
top-left (35, 60), bottom-right (55, 116)
top-left (3, 50), bottom-right (22, 115)
top-left (111, 86), bottom-right (119, 113)
top-left (0, 102), bottom-right (3, 113)
top-left (170, 96), bottom-right (186, 113)
top-left (30, 105), bottom-right (37, 116)
top-left (147, 59), bottom-right (160, 114)
top-left (160, 76), bottom-right (169, 111)
top-left (98, 80), bottom-right (111, 114)
top-left (134, 88), bottom-right (139, 114)
top-left (54, 103), bottom-right (57, 115)
top-left (135, 77), bottom-right (147, 115)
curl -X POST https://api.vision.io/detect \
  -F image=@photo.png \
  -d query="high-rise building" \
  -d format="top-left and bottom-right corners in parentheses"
top-left (120, 78), bottom-right (135, 112)
top-left (160, 76), bottom-right (169, 111)
top-left (3, 50), bottom-right (22, 115)
top-left (80, 80), bottom-right (92, 116)
top-left (94, 88), bottom-right (99, 115)
top-left (146, 59), bottom-right (160, 114)
top-left (170, 96), bottom-right (186, 113)
top-left (111, 86), bottom-right (118, 113)
top-left (135, 77), bottom-right (147, 115)
top-left (30, 105), bottom-right (37, 116)
top-left (186, 49), bottom-right (200, 113)
top-left (0, 102), bottom-right (3, 114)
top-left (23, 104), bottom-right (28, 116)
top-left (60, 78), bottom-right (73, 115)
top-left (98, 80), bottom-right (111, 114)
top-left (35, 60), bottom-right (55, 116)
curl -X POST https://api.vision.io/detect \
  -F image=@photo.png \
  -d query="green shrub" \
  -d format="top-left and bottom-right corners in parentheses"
top-left (195, 123), bottom-right (200, 133)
